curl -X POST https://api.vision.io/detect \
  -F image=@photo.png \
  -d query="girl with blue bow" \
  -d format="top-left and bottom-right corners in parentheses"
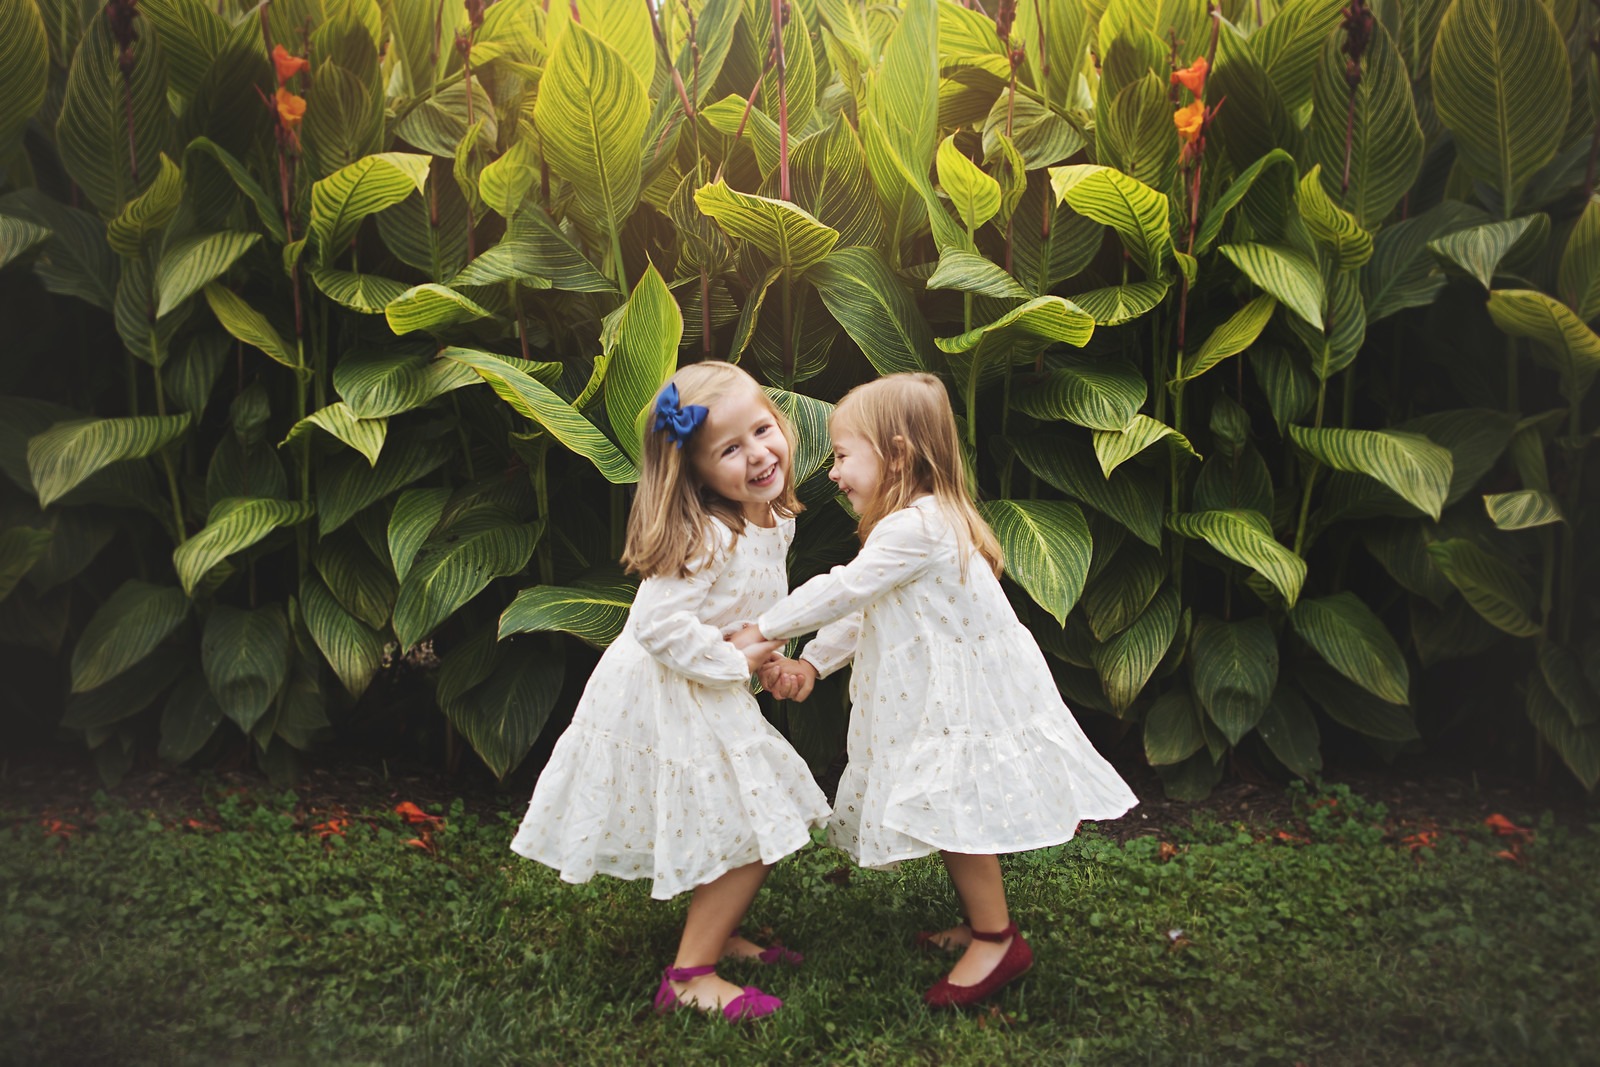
top-left (510, 361), bottom-right (827, 1021)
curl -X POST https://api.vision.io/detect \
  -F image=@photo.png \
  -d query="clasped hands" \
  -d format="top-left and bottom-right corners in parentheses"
top-left (727, 624), bottom-right (818, 701)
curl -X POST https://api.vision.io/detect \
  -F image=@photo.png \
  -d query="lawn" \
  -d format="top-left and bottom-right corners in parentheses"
top-left (1, 780), bottom-right (1596, 1066)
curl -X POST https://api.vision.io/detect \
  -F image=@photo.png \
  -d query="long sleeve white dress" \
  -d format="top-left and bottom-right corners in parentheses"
top-left (510, 514), bottom-right (829, 900)
top-left (756, 496), bottom-right (1138, 869)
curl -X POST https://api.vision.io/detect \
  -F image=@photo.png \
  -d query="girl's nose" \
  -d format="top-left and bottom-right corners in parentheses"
top-left (828, 466), bottom-right (841, 483)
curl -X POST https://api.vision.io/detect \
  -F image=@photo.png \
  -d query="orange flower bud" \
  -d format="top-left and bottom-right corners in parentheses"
top-left (1174, 100), bottom-right (1205, 143)
top-left (275, 87), bottom-right (307, 129)
top-left (273, 44), bottom-right (310, 85)
top-left (1170, 56), bottom-right (1208, 97)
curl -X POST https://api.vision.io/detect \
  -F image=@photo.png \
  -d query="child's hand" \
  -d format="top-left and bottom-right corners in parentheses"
top-left (761, 656), bottom-right (818, 702)
top-left (728, 624), bottom-right (783, 671)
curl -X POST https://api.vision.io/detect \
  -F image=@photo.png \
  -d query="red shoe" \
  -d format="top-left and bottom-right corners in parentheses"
top-left (653, 964), bottom-right (782, 1021)
top-left (922, 923), bottom-right (1033, 1009)
top-left (914, 919), bottom-right (971, 953)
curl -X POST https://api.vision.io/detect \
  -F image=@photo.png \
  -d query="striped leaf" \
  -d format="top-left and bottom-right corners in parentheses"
top-left (1083, 542), bottom-right (1165, 642)
top-left (1166, 510), bottom-right (1307, 607)
top-left (0, 0), bottom-right (48, 150)
top-left (283, 403), bottom-right (386, 466)
top-left (1219, 243), bottom-right (1324, 329)
top-left (172, 496), bottom-right (312, 595)
top-left (311, 269), bottom-right (408, 314)
top-left (1363, 520), bottom-right (1453, 606)
top-left (184, 137), bottom-right (285, 243)
top-left (307, 153), bottom-right (431, 266)
top-left (1016, 0), bottom-right (1089, 110)
top-left (1010, 433), bottom-right (1165, 547)
top-left (1485, 288), bottom-right (1600, 400)
top-left (1538, 640), bottom-right (1598, 728)
top-left (202, 604), bottom-right (289, 732)
top-left (444, 347), bottom-right (639, 484)
top-left (137, 0), bottom-right (226, 105)
top-left (1526, 673), bottom-right (1600, 790)
top-left (393, 507), bottom-right (539, 650)
top-left (1097, 72), bottom-right (1178, 197)
top-left (316, 433), bottom-right (450, 536)
top-left (55, 14), bottom-right (169, 217)
top-left (1308, 21), bottom-right (1421, 230)
top-left (1428, 215), bottom-right (1548, 290)
top-left (606, 265), bottom-right (681, 463)
top-left (63, 644), bottom-right (186, 732)
top-left (1194, 149), bottom-right (1296, 256)
top-left (1289, 591), bottom-right (1410, 705)
top-left (1296, 166), bottom-right (1373, 270)
top-left (0, 214), bottom-right (50, 269)
top-left (1484, 489), bottom-right (1565, 530)
top-left (1257, 684), bottom-right (1322, 778)
top-left (478, 131), bottom-right (540, 221)
top-left (936, 135), bottom-right (1001, 232)
top-left (1143, 689), bottom-right (1205, 767)
top-left (1364, 201), bottom-right (1486, 322)
top-left (106, 154), bottom-right (182, 257)
top-left (154, 231), bottom-right (259, 318)
top-left (203, 284), bottom-right (299, 372)
top-left (1049, 164), bottom-right (1173, 280)
top-left (157, 672), bottom-right (224, 764)
top-left (0, 526), bottom-right (52, 601)
top-left (1011, 358), bottom-right (1146, 431)
top-left (1093, 415), bottom-right (1200, 478)
top-left (1190, 616), bottom-right (1277, 744)
top-left (1433, 0), bottom-right (1568, 215)
top-left (333, 351), bottom-right (484, 419)
top-left (300, 572), bottom-right (385, 699)
top-left (1296, 662), bottom-right (1419, 741)
top-left (1426, 538), bottom-right (1542, 638)
top-left (790, 116), bottom-right (882, 250)
top-left (925, 250), bottom-right (1032, 300)
top-left (1560, 194), bottom-right (1600, 322)
top-left (1072, 281), bottom-right (1170, 327)
top-left (499, 573), bottom-right (637, 646)
top-left (1208, 18), bottom-right (1297, 179)
top-left (535, 22), bottom-right (646, 236)
top-left (1288, 426), bottom-right (1452, 520)
top-left (27, 414), bottom-right (190, 508)
top-left (980, 499), bottom-right (1092, 626)
top-left (1092, 583), bottom-right (1181, 713)
top-left (935, 296), bottom-right (1095, 353)
top-left (1256, 0), bottom-right (1347, 115)
top-left (388, 487), bottom-right (449, 583)
top-left (457, 210), bottom-right (615, 292)
top-left (808, 247), bottom-right (931, 375)
top-left (695, 180), bottom-right (840, 273)
top-left (549, 0), bottom-right (653, 89)
top-left (313, 533), bottom-right (396, 631)
top-left (1179, 295), bottom-right (1276, 383)
top-left (69, 580), bottom-right (188, 693)
top-left (766, 388), bottom-right (835, 486)
top-left (442, 630), bottom-right (563, 780)
top-left (384, 284), bottom-right (494, 335)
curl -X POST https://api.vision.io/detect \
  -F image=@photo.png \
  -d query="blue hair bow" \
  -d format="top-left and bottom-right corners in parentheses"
top-left (653, 383), bottom-right (708, 448)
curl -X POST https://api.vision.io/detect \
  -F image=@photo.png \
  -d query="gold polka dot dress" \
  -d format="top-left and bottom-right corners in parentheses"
top-left (510, 514), bottom-right (830, 900)
top-left (757, 497), bottom-right (1138, 869)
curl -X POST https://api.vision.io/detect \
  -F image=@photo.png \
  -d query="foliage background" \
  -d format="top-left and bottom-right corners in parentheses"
top-left (0, 0), bottom-right (1596, 796)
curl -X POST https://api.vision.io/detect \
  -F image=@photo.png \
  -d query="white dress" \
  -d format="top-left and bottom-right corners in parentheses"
top-left (510, 514), bottom-right (830, 900)
top-left (757, 496), bottom-right (1138, 869)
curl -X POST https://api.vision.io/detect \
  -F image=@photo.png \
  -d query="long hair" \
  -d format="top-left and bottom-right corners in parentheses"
top-left (621, 362), bottom-right (802, 578)
top-left (833, 373), bottom-right (1002, 578)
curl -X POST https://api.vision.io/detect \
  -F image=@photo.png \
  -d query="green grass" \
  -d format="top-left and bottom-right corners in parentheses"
top-left (1, 783), bottom-right (1596, 1066)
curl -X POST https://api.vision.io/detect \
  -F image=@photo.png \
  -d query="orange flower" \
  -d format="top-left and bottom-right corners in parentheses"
top-left (273, 44), bottom-right (309, 84)
top-left (395, 801), bottom-right (444, 827)
top-left (1174, 100), bottom-right (1205, 143)
top-left (275, 87), bottom-right (306, 130)
top-left (1171, 55), bottom-right (1208, 96)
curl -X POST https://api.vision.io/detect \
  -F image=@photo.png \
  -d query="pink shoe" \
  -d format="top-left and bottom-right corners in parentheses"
top-left (756, 943), bottom-right (804, 966)
top-left (653, 964), bottom-right (782, 1021)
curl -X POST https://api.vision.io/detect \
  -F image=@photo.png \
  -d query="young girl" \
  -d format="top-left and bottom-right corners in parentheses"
top-left (510, 362), bottom-right (830, 1021)
top-left (732, 372), bottom-right (1138, 1009)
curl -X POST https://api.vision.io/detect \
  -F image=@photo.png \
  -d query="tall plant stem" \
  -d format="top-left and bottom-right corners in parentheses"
top-left (148, 337), bottom-right (187, 545)
top-left (771, 0), bottom-right (789, 201)
top-left (533, 439), bottom-right (554, 586)
top-left (1292, 366), bottom-right (1333, 558)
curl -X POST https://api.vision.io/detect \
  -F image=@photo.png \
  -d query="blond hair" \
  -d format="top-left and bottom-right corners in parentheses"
top-left (832, 373), bottom-right (1002, 578)
top-left (621, 362), bottom-right (802, 578)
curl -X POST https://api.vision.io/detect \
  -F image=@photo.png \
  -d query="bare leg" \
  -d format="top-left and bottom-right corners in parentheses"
top-left (669, 861), bottom-right (770, 1011)
top-left (940, 851), bottom-right (1013, 986)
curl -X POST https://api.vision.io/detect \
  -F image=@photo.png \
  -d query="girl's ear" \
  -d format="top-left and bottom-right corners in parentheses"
top-left (887, 434), bottom-right (907, 472)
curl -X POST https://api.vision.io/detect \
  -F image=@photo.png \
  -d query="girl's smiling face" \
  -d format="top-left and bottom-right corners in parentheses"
top-left (828, 428), bottom-right (883, 512)
top-left (690, 385), bottom-right (790, 523)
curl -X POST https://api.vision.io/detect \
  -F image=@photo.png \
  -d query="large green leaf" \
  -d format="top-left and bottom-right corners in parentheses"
top-left (936, 135), bottom-right (1001, 232)
top-left (925, 250), bottom-right (1033, 300)
top-left (0, 213), bottom-right (51, 271)
top-left (1096, 72), bottom-right (1178, 197)
top-left (313, 532), bottom-right (395, 632)
top-left (1428, 215), bottom-right (1548, 290)
top-left (1257, 683), bottom-right (1322, 778)
top-left (1010, 433), bottom-right (1165, 547)
top-left (1485, 288), bottom-right (1600, 400)
top-left (311, 268), bottom-right (409, 314)
top-left (0, 0), bottom-right (48, 150)
top-left (1432, 0), bottom-right (1568, 216)
top-left (1363, 200), bottom-right (1485, 322)
top-left (154, 232), bottom-right (260, 318)
top-left (1166, 510), bottom-right (1307, 607)
top-left (1093, 415), bottom-right (1199, 478)
top-left (1179, 295), bottom-right (1277, 383)
top-left (1426, 538), bottom-right (1542, 638)
top-left (1290, 592), bottom-right (1410, 705)
top-left (1526, 672), bottom-right (1600, 790)
top-left (935, 296), bottom-right (1095, 353)
top-left (695, 180), bottom-right (841, 273)
top-left (308, 153), bottom-right (431, 266)
top-left (1538, 640), bottom-right (1598, 728)
top-left (203, 284), bottom-right (299, 372)
top-left (172, 497), bottom-right (313, 596)
top-left (1194, 149), bottom-right (1296, 256)
top-left (498, 572), bottom-right (637, 646)
top-left (1049, 164), bottom-right (1173, 280)
top-left (443, 348), bottom-right (639, 484)
top-left (1092, 584), bottom-right (1181, 713)
top-left (1295, 166), bottom-right (1373, 270)
top-left (1208, 17), bottom-right (1297, 179)
top-left (1083, 542), bottom-right (1165, 642)
top-left (1011, 357), bottom-right (1146, 432)
top-left (1190, 616), bottom-right (1277, 744)
top-left (69, 580), bottom-right (189, 693)
top-left (1071, 281), bottom-right (1170, 327)
top-left (808, 247), bottom-right (932, 375)
top-left (534, 22), bottom-right (647, 237)
top-left (606, 264), bottom-right (681, 464)
top-left (384, 284), bottom-right (494, 335)
top-left (106, 154), bottom-right (182, 257)
top-left (790, 116), bottom-right (882, 250)
top-left (202, 604), bottom-right (290, 732)
top-left (333, 349), bottom-right (486, 419)
top-left (437, 625), bottom-right (563, 779)
top-left (184, 137), bottom-right (285, 243)
top-left (55, 14), bottom-right (169, 217)
top-left (766, 387), bottom-right (835, 486)
top-left (157, 672), bottom-right (224, 764)
top-left (27, 414), bottom-right (190, 508)
top-left (388, 487), bottom-right (449, 584)
top-left (1143, 689), bottom-right (1205, 767)
top-left (1219, 243), bottom-right (1324, 329)
top-left (1559, 194), bottom-right (1600, 322)
top-left (316, 432), bottom-right (450, 535)
top-left (1483, 489), bottom-right (1565, 531)
top-left (63, 644), bottom-right (186, 732)
top-left (392, 507), bottom-right (539, 650)
top-left (1257, 0), bottom-right (1347, 116)
top-left (0, 526), bottom-right (52, 601)
top-left (979, 499), bottom-right (1091, 626)
top-left (300, 572), bottom-right (385, 699)
top-left (1288, 426), bottom-right (1453, 520)
top-left (1297, 662), bottom-right (1419, 741)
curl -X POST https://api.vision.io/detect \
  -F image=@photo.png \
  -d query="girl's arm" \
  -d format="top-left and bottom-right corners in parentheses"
top-left (757, 508), bottom-right (933, 641)
top-left (630, 532), bottom-right (753, 687)
top-left (796, 612), bottom-right (862, 678)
